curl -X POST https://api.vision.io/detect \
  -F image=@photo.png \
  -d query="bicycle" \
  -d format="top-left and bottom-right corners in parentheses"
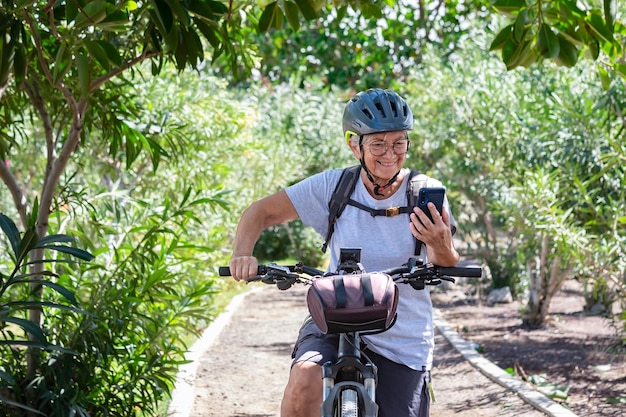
top-left (219, 248), bottom-right (482, 417)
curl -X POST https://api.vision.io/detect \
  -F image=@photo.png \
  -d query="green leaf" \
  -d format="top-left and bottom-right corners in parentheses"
top-left (74, 0), bottom-right (108, 29)
top-left (259, 2), bottom-right (283, 33)
top-left (122, 0), bottom-right (139, 11)
top-left (30, 279), bottom-right (79, 306)
top-left (36, 234), bottom-right (75, 246)
top-left (0, 394), bottom-right (46, 415)
top-left (98, 10), bottom-right (132, 31)
top-left (7, 301), bottom-right (89, 316)
top-left (490, 24), bottom-right (513, 51)
top-left (560, 0), bottom-right (585, 17)
top-left (193, 17), bottom-right (220, 49)
top-left (284, 1), bottom-right (301, 31)
top-left (13, 43), bottom-right (26, 85)
top-left (492, 0), bottom-right (527, 18)
top-left (85, 39), bottom-right (110, 71)
top-left (207, 0), bottom-right (228, 14)
top-left (2, 316), bottom-right (47, 343)
top-left (188, 0), bottom-right (226, 19)
top-left (66, 0), bottom-right (79, 21)
top-left (183, 25), bottom-right (204, 67)
top-left (502, 37), bottom-right (533, 70)
top-left (537, 23), bottom-right (560, 58)
top-left (596, 64), bottom-right (611, 91)
top-left (361, 2), bottom-right (383, 19)
top-left (174, 32), bottom-right (187, 69)
top-left (38, 244), bottom-right (95, 261)
top-left (295, 0), bottom-right (317, 20)
top-left (164, 0), bottom-right (190, 27)
top-left (0, 213), bottom-right (20, 258)
top-left (615, 63), bottom-right (626, 79)
top-left (604, 0), bottom-right (616, 32)
top-left (554, 35), bottom-right (578, 67)
top-left (52, 43), bottom-right (72, 84)
top-left (16, 227), bottom-right (38, 265)
top-left (152, 0), bottom-right (175, 35)
top-left (96, 39), bottom-right (122, 67)
top-left (76, 51), bottom-right (90, 96)
top-left (28, 197), bottom-right (38, 228)
top-left (585, 39), bottom-right (599, 60)
top-left (513, 9), bottom-right (529, 43)
top-left (586, 11), bottom-right (615, 45)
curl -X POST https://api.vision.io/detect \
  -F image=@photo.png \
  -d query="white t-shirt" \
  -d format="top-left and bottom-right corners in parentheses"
top-left (285, 167), bottom-right (454, 371)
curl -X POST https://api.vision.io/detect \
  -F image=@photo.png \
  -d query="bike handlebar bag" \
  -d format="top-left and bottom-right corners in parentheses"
top-left (306, 273), bottom-right (399, 334)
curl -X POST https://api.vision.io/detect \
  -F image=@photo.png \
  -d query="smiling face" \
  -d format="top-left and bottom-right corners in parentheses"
top-left (349, 130), bottom-right (409, 183)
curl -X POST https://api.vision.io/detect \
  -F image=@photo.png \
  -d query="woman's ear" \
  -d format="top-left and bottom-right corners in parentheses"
top-left (348, 140), bottom-right (361, 159)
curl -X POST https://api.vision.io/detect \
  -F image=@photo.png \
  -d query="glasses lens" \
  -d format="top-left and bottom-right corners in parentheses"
top-left (393, 140), bottom-right (408, 154)
top-left (367, 140), bottom-right (408, 156)
top-left (368, 142), bottom-right (386, 155)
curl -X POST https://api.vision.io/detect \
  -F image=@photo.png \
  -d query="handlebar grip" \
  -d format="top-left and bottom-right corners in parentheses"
top-left (438, 266), bottom-right (482, 278)
top-left (218, 265), bottom-right (269, 277)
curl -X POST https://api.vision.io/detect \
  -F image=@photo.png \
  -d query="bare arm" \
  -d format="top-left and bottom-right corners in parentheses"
top-left (229, 190), bottom-right (299, 281)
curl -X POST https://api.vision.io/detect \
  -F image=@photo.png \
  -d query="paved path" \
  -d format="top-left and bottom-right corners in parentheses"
top-left (168, 285), bottom-right (576, 417)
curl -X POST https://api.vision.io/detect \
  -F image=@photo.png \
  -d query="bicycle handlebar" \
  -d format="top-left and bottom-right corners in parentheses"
top-left (379, 264), bottom-right (482, 278)
top-left (219, 258), bottom-right (482, 290)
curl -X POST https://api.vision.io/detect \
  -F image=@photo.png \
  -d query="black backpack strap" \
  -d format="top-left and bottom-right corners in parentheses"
top-left (322, 165), bottom-right (361, 253)
top-left (406, 169), bottom-right (425, 257)
top-left (346, 199), bottom-right (412, 217)
top-left (323, 166), bottom-right (426, 257)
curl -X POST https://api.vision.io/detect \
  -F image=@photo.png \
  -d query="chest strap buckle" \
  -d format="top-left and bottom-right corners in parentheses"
top-left (385, 207), bottom-right (400, 217)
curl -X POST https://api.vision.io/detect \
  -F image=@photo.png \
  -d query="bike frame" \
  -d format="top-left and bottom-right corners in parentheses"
top-left (321, 331), bottom-right (378, 417)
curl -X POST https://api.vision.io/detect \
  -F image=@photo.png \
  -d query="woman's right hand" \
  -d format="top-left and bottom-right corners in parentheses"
top-left (228, 255), bottom-right (259, 282)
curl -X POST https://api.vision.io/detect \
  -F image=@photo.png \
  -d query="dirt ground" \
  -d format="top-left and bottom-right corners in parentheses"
top-left (431, 279), bottom-right (626, 417)
top-left (177, 279), bottom-right (626, 417)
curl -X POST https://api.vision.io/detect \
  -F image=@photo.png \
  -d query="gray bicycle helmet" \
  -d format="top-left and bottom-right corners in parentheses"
top-left (342, 89), bottom-right (414, 139)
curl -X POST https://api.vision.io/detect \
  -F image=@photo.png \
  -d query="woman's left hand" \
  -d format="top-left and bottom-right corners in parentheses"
top-left (409, 203), bottom-right (459, 266)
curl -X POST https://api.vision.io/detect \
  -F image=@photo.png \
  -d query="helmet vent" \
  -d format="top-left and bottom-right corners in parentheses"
top-left (375, 103), bottom-right (386, 118)
top-left (389, 100), bottom-right (398, 117)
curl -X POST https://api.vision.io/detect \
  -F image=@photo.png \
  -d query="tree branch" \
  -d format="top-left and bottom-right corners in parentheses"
top-left (90, 49), bottom-right (160, 93)
top-left (26, 12), bottom-right (79, 117)
top-left (22, 80), bottom-right (55, 179)
top-left (0, 160), bottom-right (28, 228)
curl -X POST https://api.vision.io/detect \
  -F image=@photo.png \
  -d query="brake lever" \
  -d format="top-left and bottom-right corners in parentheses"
top-left (263, 265), bottom-right (299, 290)
top-left (276, 276), bottom-right (297, 290)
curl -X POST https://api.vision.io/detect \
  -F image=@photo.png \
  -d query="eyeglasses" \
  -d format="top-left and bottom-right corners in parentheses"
top-left (365, 139), bottom-right (410, 156)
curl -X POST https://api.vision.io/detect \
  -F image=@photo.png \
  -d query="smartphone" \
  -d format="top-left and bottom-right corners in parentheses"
top-left (416, 187), bottom-right (446, 224)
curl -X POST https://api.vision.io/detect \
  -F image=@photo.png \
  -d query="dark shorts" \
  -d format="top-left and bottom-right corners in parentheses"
top-left (292, 318), bottom-right (431, 417)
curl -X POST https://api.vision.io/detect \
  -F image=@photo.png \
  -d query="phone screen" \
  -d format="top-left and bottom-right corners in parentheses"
top-left (416, 187), bottom-right (445, 223)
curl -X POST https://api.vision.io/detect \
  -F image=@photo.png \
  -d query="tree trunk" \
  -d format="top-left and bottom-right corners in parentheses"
top-left (523, 236), bottom-right (573, 326)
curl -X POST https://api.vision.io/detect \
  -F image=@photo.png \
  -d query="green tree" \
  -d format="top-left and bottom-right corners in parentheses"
top-left (404, 35), bottom-right (625, 327)
top-left (0, 1), bottom-right (245, 399)
top-left (250, 0), bottom-right (493, 89)
top-left (489, 0), bottom-right (625, 81)
top-left (247, 0), bottom-right (624, 85)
